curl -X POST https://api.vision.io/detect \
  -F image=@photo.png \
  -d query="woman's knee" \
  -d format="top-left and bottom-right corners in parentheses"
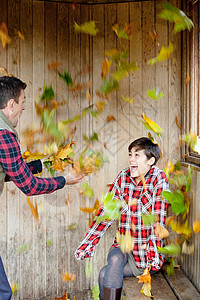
top-left (107, 248), bottom-right (124, 266)
top-left (99, 265), bottom-right (106, 283)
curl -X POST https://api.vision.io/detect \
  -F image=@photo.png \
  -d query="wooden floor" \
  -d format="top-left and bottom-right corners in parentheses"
top-left (123, 267), bottom-right (200, 300)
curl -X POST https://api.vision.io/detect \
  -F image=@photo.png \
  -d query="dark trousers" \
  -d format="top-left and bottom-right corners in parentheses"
top-left (0, 257), bottom-right (12, 300)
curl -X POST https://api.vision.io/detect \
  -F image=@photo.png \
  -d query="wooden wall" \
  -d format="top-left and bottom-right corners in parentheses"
top-left (0, 0), bottom-right (184, 299)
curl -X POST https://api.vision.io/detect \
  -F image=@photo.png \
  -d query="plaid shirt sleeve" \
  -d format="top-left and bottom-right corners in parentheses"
top-left (0, 130), bottom-right (65, 195)
top-left (75, 206), bottom-right (114, 260)
top-left (75, 175), bottom-right (122, 260)
top-left (146, 172), bottom-right (169, 270)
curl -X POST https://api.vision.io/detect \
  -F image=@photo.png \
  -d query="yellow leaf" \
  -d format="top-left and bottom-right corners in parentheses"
top-left (148, 42), bottom-right (174, 65)
top-left (0, 66), bottom-right (12, 76)
top-left (141, 282), bottom-right (152, 298)
top-left (74, 21), bottom-right (99, 36)
top-left (155, 223), bottom-right (169, 239)
top-left (137, 267), bottom-right (151, 284)
top-left (95, 100), bottom-right (106, 112)
top-left (62, 271), bottom-right (76, 282)
top-left (22, 150), bottom-right (44, 161)
top-left (121, 95), bottom-right (134, 104)
top-left (182, 240), bottom-right (194, 255)
top-left (0, 22), bottom-right (11, 48)
top-left (193, 216), bottom-right (200, 233)
top-left (27, 197), bottom-right (38, 222)
top-left (17, 30), bottom-right (25, 40)
top-left (11, 282), bottom-right (19, 294)
top-left (80, 207), bottom-right (95, 213)
top-left (142, 113), bottom-right (163, 137)
top-left (116, 231), bottom-right (135, 253)
top-left (57, 144), bottom-right (74, 160)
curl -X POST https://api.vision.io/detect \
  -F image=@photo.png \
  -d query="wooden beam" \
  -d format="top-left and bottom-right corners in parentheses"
top-left (35, 0), bottom-right (153, 5)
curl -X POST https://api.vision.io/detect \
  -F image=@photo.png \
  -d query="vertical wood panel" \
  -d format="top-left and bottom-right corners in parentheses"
top-left (32, 1), bottom-right (46, 298)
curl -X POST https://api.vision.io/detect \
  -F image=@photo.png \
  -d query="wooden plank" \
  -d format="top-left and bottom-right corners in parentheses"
top-left (129, 2), bottom-right (143, 141)
top-left (123, 271), bottom-right (177, 300)
top-left (32, 1), bottom-right (46, 299)
top-left (162, 266), bottom-right (200, 299)
top-left (18, 0), bottom-right (34, 297)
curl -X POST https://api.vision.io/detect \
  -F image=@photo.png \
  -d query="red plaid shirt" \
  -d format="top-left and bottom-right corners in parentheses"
top-left (75, 166), bottom-right (169, 271)
top-left (0, 129), bottom-right (65, 195)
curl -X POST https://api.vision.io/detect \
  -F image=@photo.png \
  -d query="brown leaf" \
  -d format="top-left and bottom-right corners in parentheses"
top-left (186, 73), bottom-right (190, 84)
top-left (137, 267), bottom-right (151, 284)
top-left (175, 116), bottom-right (182, 129)
top-left (124, 22), bottom-right (134, 36)
top-left (101, 58), bottom-right (112, 79)
top-left (27, 197), bottom-right (38, 222)
top-left (107, 115), bottom-right (116, 122)
top-left (149, 29), bottom-right (159, 41)
top-left (65, 194), bottom-right (70, 207)
top-left (86, 90), bottom-right (91, 102)
top-left (48, 61), bottom-right (62, 70)
top-left (0, 22), bottom-right (11, 48)
top-left (155, 223), bottom-right (169, 239)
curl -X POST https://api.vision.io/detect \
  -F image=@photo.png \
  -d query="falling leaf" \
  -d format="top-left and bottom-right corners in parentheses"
top-left (46, 237), bottom-right (52, 247)
top-left (175, 116), bottom-right (182, 129)
top-left (182, 240), bottom-right (194, 255)
top-left (22, 150), bottom-right (44, 161)
top-left (95, 100), bottom-right (106, 112)
top-left (17, 30), bottom-right (25, 40)
top-left (17, 243), bottom-right (30, 254)
top-left (66, 222), bottom-right (78, 231)
top-left (86, 90), bottom-right (91, 102)
top-left (101, 58), bottom-right (112, 79)
top-left (161, 190), bottom-right (186, 215)
top-left (112, 23), bottom-right (133, 39)
top-left (166, 215), bottom-right (176, 226)
top-left (159, 2), bottom-right (194, 33)
top-left (55, 291), bottom-right (69, 300)
top-left (74, 21), bottom-right (99, 36)
top-left (142, 113), bottom-right (163, 137)
top-left (193, 216), bottom-right (200, 233)
top-left (80, 182), bottom-right (94, 198)
top-left (186, 73), bottom-right (190, 84)
top-left (148, 42), bottom-right (174, 65)
top-left (155, 223), bottom-right (169, 239)
top-left (62, 271), bottom-right (76, 282)
top-left (92, 285), bottom-right (100, 300)
top-left (57, 143), bottom-right (74, 160)
top-left (58, 70), bottom-right (73, 86)
top-left (11, 282), bottom-right (19, 294)
top-left (85, 260), bottom-right (93, 279)
top-left (105, 48), bottom-right (128, 63)
top-left (48, 61), bottom-right (62, 70)
top-left (65, 194), bottom-right (70, 207)
top-left (107, 115), bottom-right (116, 122)
top-left (0, 22), bottom-right (11, 48)
top-left (27, 197), bottom-right (39, 222)
top-left (180, 131), bottom-right (198, 152)
top-left (158, 242), bottom-right (181, 256)
top-left (98, 78), bottom-right (119, 97)
top-left (142, 213), bottom-right (156, 226)
top-left (141, 282), bottom-right (152, 298)
top-left (113, 60), bottom-right (138, 81)
top-left (163, 160), bottom-right (175, 177)
top-left (193, 136), bottom-right (200, 154)
top-left (147, 87), bottom-right (164, 101)
top-left (116, 231), bottom-right (135, 253)
top-left (149, 29), bottom-right (159, 42)
top-left (0, 66), bottom-right (12, 76)
top-left (121, 95), bottom-right (134, 104)
top-left (41, 84), bottom-right (55, 101)
top-left (137, 267), bottom-right (151, 284)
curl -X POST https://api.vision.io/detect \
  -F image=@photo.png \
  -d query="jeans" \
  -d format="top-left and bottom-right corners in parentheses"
top-left (0, 257), bottom-right (12, 300)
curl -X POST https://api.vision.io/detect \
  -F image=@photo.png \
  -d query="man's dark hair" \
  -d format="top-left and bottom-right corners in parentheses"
top-left (128, 137), bottom-right (160, 165)
top-left (0, 76), bottom-right (27, 109)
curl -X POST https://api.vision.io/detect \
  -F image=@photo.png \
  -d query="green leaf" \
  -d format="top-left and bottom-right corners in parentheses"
top-left (82, 105), bottom-right (99, 118)
top-left (17, 243), bottom-right (30, 254)
top-left (159, 2), bottom-right (194, 34)
top-left (85, 260), bottom-right (93, 279)
top-left (43, 160), bottom-right (55, 177)
top-left (66, 222), bottom-right (78, 231)
top-left (157, 243), bottom-right (181, 256)
top-left (98, 78), bottom-right (119, 96)
top-left (185, 166), bottom-right (193, 193)
top-left (41, 109), bottom-right (63, 142)
top-left (41, 84), bottom-right (55, 101)
top-left (147, 87), bottom-right (164, 101)
top-left (83, 132), bottom-right (98, 143)
top-left (74, 21), bottom-right (99, 36)
top-left (58, 70), bottom-right (73, 86)
top-left (161, 190), bottom-right (186, 215)
top-left (113, 60), bottom-right (138, 81)
top-left (105, 48), bottom-right (128, 63)
top-left (80, 182), bottom-right (94, 198)
top-left (169, 173), bottom-right (187, 188)
top-left (92, 285), bottom-right (100, 300)
top-left (46, 237), bottom-right (52, 247)
top-left (142, 213), bottom-right (156, 226)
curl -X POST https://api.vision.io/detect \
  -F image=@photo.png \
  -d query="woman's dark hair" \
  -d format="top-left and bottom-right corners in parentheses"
top-left (128, 137), bottom-right (160, 165)
top-left (0, 76), bottom-right (27, 109)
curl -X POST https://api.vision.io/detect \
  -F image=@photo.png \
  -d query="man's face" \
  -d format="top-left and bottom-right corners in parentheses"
top-left (128, 147), bottom-right (153, 183)
top-left (10, 89), bottom-right (26, 127)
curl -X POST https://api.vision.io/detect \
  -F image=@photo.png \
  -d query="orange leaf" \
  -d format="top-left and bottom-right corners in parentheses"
top-left (107, 115), bottom-right (116, 122)
top-left (101, 58), bottom-right (112, 79)
top-left (55, 290), bottom-right (69, 300)
top-left (193, 216), bottom-right (200, 233)
top-left (137, 267), bottom-right (151, 284)
top-left (27, 197), bottom-right (38, 222)
top-left (0, 66), bottom-right (12, 76)
top-left (175, 116), bottom-right (182, 129)
top-left (0, 22), bottom-right (11, 48)
top-left (80, 207), bottom-right (95, 213)
top-left (65, 194), bottom-right (70, 207)
top-left (62, 272), bottom-right (76, 282)
top-left (48, 61), bottom-right (62, 70)
top-left (186, 73), bottom-right (190, 84)
top-left (17, 30), bottom-right (25, 40)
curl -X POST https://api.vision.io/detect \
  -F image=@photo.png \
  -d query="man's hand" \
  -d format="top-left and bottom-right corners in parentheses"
top-left (64, 169), bottom-right (85, 185)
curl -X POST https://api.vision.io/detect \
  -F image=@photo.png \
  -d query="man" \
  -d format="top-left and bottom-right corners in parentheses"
top-left (75, 137), bottom-right (169, 300)
top-left (0, 76), bottom-right (84, 299)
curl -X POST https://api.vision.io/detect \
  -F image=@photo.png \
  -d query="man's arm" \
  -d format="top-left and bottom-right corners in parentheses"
top-left (0, 131), bottom-right (82, 195)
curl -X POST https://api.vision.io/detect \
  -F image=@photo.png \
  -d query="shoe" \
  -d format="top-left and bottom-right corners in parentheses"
top-left (103, 286), bottom-right (122, 300)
